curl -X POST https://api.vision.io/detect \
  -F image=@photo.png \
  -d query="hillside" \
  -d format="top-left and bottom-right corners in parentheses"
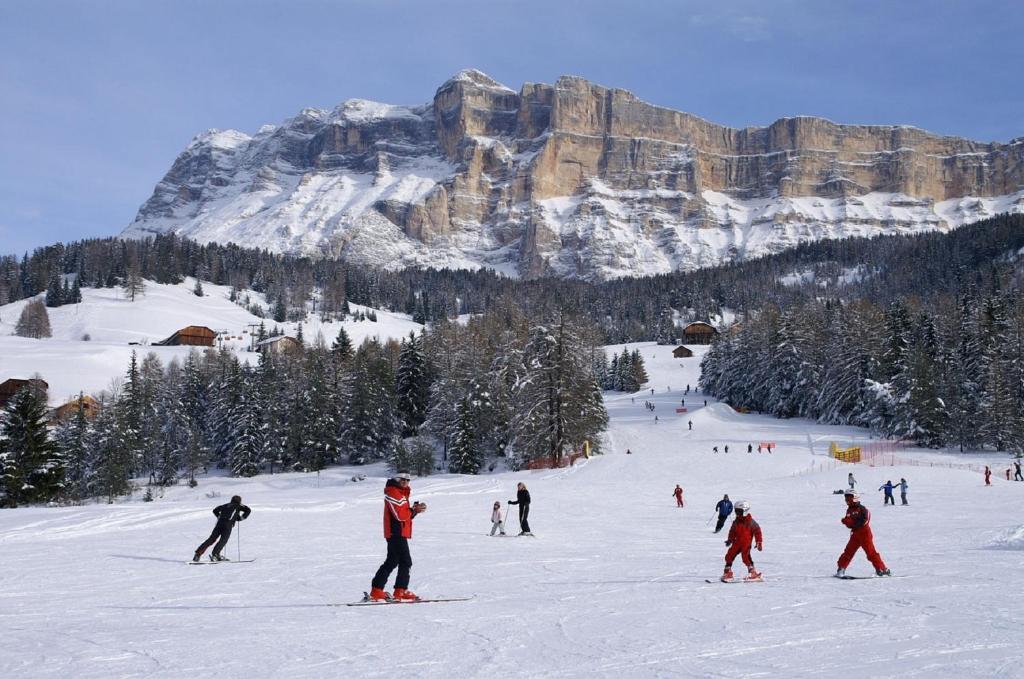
top-left (0, 278), bottom-right (423, 405)
top-left (1, 344), bottom-right (1021, 677)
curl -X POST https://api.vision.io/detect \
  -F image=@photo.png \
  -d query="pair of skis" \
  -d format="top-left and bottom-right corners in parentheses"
top-left (345, 592), bottom-right (474, 606)
top-left (188, 559), bottom-right (256, 565)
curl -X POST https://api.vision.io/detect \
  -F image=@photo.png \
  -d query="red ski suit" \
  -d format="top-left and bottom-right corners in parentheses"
top-left (383, 482), bottom-right (415, 539)
top-left (673, 487), bottom-right (684, 507)
top-left (724, 514), bottom-right (762, 568)
top-left (838, 501), bottom-right (887, 571)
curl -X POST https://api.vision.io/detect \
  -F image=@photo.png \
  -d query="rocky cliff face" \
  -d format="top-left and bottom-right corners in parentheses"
top-left (123, 69), bottom-right (1024, 279)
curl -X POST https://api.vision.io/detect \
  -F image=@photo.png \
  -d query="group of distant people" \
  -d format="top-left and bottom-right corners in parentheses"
top-left (848, 472), bottom-right (909, 505)
top-left (983, 461), bottom-right (1023, 485)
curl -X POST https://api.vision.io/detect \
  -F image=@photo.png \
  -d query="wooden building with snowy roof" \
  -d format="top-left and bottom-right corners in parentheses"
top-left (154, 326), bottom-right (217, 347)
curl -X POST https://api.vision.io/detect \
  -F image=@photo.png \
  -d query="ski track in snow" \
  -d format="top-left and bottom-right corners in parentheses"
top-left (2, 344), bottom-right (1024, 678)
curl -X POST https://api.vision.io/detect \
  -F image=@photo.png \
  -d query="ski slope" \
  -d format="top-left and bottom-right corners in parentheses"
top-left (1, 344), bottom-right (1022, 678)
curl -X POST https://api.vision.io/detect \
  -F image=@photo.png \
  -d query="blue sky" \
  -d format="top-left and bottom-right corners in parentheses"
top-left (2, 0), bottom-right (1022, 256)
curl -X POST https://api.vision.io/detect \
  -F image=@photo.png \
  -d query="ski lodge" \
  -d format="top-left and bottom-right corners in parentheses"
top-left (0, 378), bottom-right (49, 409)
top-left (52, 395), bottom-right (101, 422)
top-left (154, 325), bottom-right (217, 347)
top-left (672, 345), bottom-right (694, 358)
top-left (682, 321), bottom-right (718, 345)
top-left (256, 336), bottom-right (303, 356)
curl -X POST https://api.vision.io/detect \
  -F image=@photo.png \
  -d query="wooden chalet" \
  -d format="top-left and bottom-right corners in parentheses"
top-left (0, 378), bottom-right (49, 409)
top-left (52, 395), bottom-right (101, 422)
top-left (682, 321), bottom-right (718, 345)
top-left (256, 335), bottom-right (303, 356)
top-left (672, 345), bottom-right (694, 358)
top-left (154, 325), bottom-right (217, 347)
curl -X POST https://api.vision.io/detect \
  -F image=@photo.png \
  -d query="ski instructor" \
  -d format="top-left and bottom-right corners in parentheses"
top-left (368, 472), bottom-right (427, 601)
top-left (193, 495), bottom-right (251, 562)
top-left (508, 482), bottom-right (532, 535)
top-left (836, 489), bottom-right (891, 577)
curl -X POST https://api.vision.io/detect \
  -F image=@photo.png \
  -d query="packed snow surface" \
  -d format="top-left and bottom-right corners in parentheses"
top-left (1, 345), bottom-right (1022, 677)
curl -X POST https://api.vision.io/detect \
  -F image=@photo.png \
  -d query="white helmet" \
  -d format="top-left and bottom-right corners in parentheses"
top-left (844, 489), bottom-right (860, 501)
top-left (734, 500), bottom-right (750, 513)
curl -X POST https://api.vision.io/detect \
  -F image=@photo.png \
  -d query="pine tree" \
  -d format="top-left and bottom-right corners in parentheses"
top-left (193, 277), bottom-right (204, 297)
top-left (0, 386), bottom-right (63, 506)
top-left (54, 397), bottom-right (92, 502)
top-left (45, 272), bottom-right (64, 307)
top-left (229, 367), bottom-right (266, 477)
top-left (448, 395), bottom-right (484, 474)
top-left (340, 339), bottom-right (402, 465)
top-left (396, 332), bottom-right (430, 436)
top-left (332, 326), bottom-right (353, 361)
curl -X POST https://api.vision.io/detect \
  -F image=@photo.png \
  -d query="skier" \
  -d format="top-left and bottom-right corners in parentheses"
top-left (681, 398), bottom-right (685, 406)
top-left (688, 420), bottom-right (693, 431)
top-left (713, 446), bottom-right (719, 454)
top-left (879, 480), bottom-right (895, 506)
top-left (984, 466), bottom-right (992, 486)
top-left (757, 444), bottom-right (762, 454)
top-left (192, 495), bottom-right (251, 562)
top-left (1015, 461), bottom-right (1022, 482)
top-left (721, 500), bottom-right (762, 582)
top-left (724, 445), bottom-right (729, 454)
top-left (369, 472), bottom-right (427, 601)
top-left (673, 485), bottom-right (685, 508)
top-left (848, 472), bottom-right (856, 490)
top-left (489, 500), bottom-right (506, 536)
top-left (836, 490), bottom-right (890, 577)
top-left (713, 494), bottom-right (733, 533)
top-left (508, 482), bottom-right (532, 535)
top-left (626, 448), bottom-right (632, 455)
top-left (898, 478), bottom-right (908, 505)
top-left (747, 444), bottom-right (753, 454)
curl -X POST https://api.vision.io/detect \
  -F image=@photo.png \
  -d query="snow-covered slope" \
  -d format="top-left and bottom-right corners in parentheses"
top-left (1, 344), bottom-right (1021, 677)
top-left (122, 70), bottom-right (1024, 280)
top-left (0, 279), bottom-right (423, 405)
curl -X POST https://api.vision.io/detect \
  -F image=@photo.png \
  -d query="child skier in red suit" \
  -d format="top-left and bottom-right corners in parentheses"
top-left (673, 485), bottom-right (684, 507)
top-left (836, 490), bottom-right (890, 577)
top-left (721, 501), bottom-right (762, 581)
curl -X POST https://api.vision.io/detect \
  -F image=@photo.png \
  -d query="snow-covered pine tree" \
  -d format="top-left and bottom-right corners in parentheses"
top-left (332, 325), bottom-right (353, 362)
top-left (396, 331), bottom-right (430, 436)
top-left (229, 366), bottom-right (266, 477)
top-left (45, 271), bottom-right (64, 307)
top-left (53, 394), bottom-right (93, 502)
top-left (447, 394), bottom-right (484, 474)
top-left (339, 339), bottom-right (402, 465)
top-left (0, 386), bottom-right (62, 506)
top-left (89, 394), bottom-right (133, 503)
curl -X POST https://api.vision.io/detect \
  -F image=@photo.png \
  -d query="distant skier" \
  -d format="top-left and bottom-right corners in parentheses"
top-left (508, 482), bottom-right (532, 535)
top-left (626, 448), bottom-right (633, 455)
top-left (368, 472), bottom-right (427, 601)
top-left (713, 446), bottom-right (719, 454)
top-left (898, 478), bottom-right (908, 505)
top-left (757, 444), bottom-right (762, 454)
top-left (724, 445), bottom-right (729, 454)
top-left (1015, 462), bottom-right (1022, 482)
top-left (836, 490), bottom-right (890, 577)
top-left (681, 398), bottom-right (685, 406)
top-left (489, 500), bottom-right (506, 536)
top-left (673, 485), bottom-right (685, 508)
top-left (688, 420), bottom-right (693, 431)
top-left (985, 466), bottom-right (992, 486)
top-left (848, 472), bottom-right (856, 490)
top-left (747, 444), bottom-right (753, 454)
top-left (879, 480), bottom-right (895, 506)
top-left (721, 500), bottom-right (762, 582)
top-left (713, 494), bottom-right (733, 533)
top-left (192, 495), bottom-right (251, 562)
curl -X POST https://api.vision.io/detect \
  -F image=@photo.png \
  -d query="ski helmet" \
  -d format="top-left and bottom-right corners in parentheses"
top-left (735, 500), bottom-right (750, 513)
top-left (844, 489), bottom-right (860, 501)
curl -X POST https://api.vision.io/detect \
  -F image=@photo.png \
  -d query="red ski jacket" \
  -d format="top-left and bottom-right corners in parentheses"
top-left (382, 480), bottom-right (419, 539)
top-left (726, 514), bottom-right (763, 549)
top-left (841, 503), bottom-right (871, 532)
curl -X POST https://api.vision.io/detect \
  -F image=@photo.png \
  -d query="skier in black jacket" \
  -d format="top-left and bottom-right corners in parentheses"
top-left (193, 495), bottom-right (251, 562)
top-left (508, 482), bottom-right (532, 535)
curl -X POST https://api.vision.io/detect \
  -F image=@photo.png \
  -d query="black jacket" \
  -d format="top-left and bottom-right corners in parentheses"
top-left (509, 489), bottom-right (531, 506)
top-left (213, 501), bottom-right (251, 525)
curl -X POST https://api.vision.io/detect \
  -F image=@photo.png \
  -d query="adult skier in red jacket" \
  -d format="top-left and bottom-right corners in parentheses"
top-left (836, 490), bottom-right (890, 577)
top-left (673, 485), bottom-right (684, 507)
top-left (721, 501), bottom-right (762, 581)
top-left (369, 473), bottom-right (427, 601)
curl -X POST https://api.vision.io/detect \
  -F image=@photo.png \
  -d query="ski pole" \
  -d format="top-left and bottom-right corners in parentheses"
top-left (237, 521), bottom-right (241, 561)
top-left (705, 512), bottom-right (716, 527)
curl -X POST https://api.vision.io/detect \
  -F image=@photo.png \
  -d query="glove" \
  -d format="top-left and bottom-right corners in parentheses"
top-left (756, 543), bottom-right (762, 551)
top-left (413, 501), bottom-right (427, 513)
top-left (724, 541), bottom-right (731, 546)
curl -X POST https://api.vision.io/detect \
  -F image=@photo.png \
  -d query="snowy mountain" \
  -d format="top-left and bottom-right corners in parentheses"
top-left (0, 279), bottom-right (423, 405)
top-left (123, 69), bottom-right (1024, 280)
top-left (2, 343), bottom-right (1021, 677)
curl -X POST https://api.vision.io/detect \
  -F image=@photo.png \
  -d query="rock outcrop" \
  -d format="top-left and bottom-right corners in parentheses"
top-left (123, 69), bottom-right (1024, 279)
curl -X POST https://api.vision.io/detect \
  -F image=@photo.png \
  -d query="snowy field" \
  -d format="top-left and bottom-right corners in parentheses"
top-left (0, 279), bottom-right (423, 405)
top-left (2, 344), bottom-right (1023, 678)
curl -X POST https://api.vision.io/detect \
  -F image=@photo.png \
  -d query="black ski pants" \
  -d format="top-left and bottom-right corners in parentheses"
top-left (196, 522), bottom-right (233, 557)
top-left (883, 494), bottom-right (894, 506)
top-left (372, 536), bottom-right (412, 590)
top-left (518, 505), bottom-right (531, 533)
top-left (714, 514), bottom-right (728, 533)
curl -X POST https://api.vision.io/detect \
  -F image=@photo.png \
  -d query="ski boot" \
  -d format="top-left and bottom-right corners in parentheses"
top-left (392, 588), bottom-right (419, 601)
top-left (192, 552), bottom-right (201, 563)
top-left (210, 553), bottom-right (228, 562)
top-left (721, 567), bottom-right (734, 582)
top-left (875, 568), bottom-right (892, 577)
top-left (368, 587), bottom-right (390, 602)
top-left (745, 568), bottom-right (762, 581)
top-left (835, 567), bottom-right (846, 577)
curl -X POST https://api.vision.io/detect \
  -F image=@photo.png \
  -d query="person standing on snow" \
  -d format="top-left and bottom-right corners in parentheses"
top-left (836, 490), bottom-right (890, 577)
top-left (193, 495), bottom-right (251, 562)
top-left (688, 420), bottom-right (693, 431)
top-left (368, 472), bottom-right (427, 601)
top-left (747, 444), bottom-right (753, 454)
top-left (879, 480), bottom-right (896, 506)
top-left (1015, 461), bottom-right (1022, 482)
top-left (489, 500), bottom-right (506, 536)
top-left (721, 500), bottom-right (762, 581)
top-left (848, 472), bottom-right (856, 490)
top-left (508, 482), bottom-right (532, 535)
top-left (673, 485), bottom-right (685, 508)
top-left (714, 494), bottom-right (733, 533)
top-left (897, 478), bottom-right (909, 505)
top-left (984, 466), bottom-right (992, 485)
